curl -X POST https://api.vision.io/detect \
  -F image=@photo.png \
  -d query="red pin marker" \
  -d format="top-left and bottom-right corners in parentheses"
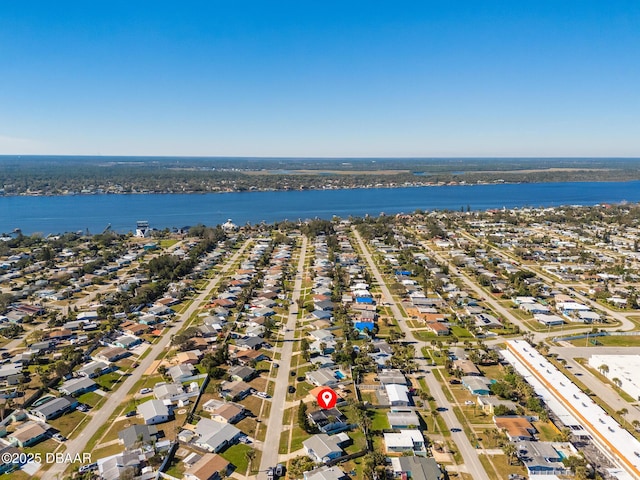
top-left (317, 387), bottom-right (338, 409)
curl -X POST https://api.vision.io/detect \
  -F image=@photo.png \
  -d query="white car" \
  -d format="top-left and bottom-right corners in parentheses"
top-left (139, 388), bottom-right (152, 394)
top-left (256, 392), bottom-right (270, 399)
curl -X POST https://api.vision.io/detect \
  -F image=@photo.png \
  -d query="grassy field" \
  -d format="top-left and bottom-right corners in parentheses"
top-left (220, 443), bottom-right (253, 473)
top-left (567, 335), bottom-right (640, 347)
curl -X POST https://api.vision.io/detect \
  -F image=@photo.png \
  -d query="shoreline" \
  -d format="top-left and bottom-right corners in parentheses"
top-left (1, 177), bottom-right (636, 198)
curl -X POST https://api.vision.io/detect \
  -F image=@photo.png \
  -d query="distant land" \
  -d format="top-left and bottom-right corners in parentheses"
top-left (1, 156), bottom-right (640, 196)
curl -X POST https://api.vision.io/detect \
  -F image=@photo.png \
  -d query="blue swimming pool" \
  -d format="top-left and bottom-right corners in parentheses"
top-left (335, 370), bottom-right (346, 380)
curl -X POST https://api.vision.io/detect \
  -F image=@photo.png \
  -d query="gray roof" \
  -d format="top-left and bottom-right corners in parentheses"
top-left (379, 369), bottom-right (407, 385)
top-left (138, 399), bottom-right (169, 421)
top-left (59, 376), bottom-right (96, 395)
top-left (31, 397), bottom-right (73, 419)
top-left (118, 424), bottom-right (158, 448)
top-left (392, 456), bottom-right (443, 480)
top-left (194, 418), bottom-right (241, 451)
top-left (387, 411), bottom-right (420, 427)
top-left (304, 466), bottom-right (347, 480)
top-left (303, 433), bottom-right (346, 461)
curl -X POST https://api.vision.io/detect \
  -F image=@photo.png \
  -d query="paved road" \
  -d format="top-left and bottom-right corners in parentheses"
top-left (353, 228), bottom-right (490, 480)
top-left (257, 236), bottom-right (308, 479)
top-left (47, 239), bottom-right (251, 478)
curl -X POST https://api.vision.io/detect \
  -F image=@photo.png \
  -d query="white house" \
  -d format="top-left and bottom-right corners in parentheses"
top-left (138, 399), bottom-right (171, 425)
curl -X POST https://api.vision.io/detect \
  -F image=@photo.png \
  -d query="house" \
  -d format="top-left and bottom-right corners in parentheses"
top-left (228, 365), bottom-right (256, 382)
top-left (138, 399), bottom-right (172, 425)
top-left (194, 418), bottom-right (241, 453)
top-left (308, 408), bottom-right (349, 434)
top-left (168, 363), bottom-right (195, 382)
top-left (303, 433), bottom-right (350, 464)
top-left (303, 466), bottom-right (347, 480)
top-left (235, 349), bottom-right (267, 365)
top-left (235, 337), bottom-right (263, 350)
top-left (77, 360), bottom-right (112, 378)
top-left (427, 322), bottom-right (450, 336)
top-left (494, 416), bottom-right (537, 441)
top-left (517, 441), bottom-right (567, 476)
top-left (30, 396), bottom-right (77, 421)
top-left (476, 397), bottom-right (518, 414)
top-left (453, 359), bottom-right (481, 376)
top-left (154, 383), bottom-right (185, 402)
top-left (0, 446), bottom-right (23, 474)
top-left (534, 314), bottom-right (564, 327)
top-left (390, 456), bottom-right (443, 480)
top-left (378, 369), bottom-right (407, 385)
top-left (98, 450), bottom-right (142, 480)
top-left (461, 376), bottom-right (492, 396)
top-left (387, 411), bottom-right (421, 429)
top-left (175, 350), bottom-right (203, 365)
top-left (209, 402), bottom-right (246, 424)
top-left (219, 380), bottom-right (253, 401)
top-left (310, 330), bottom-right (334, 343)
top-left (59, 376), bottom-right (97, 396)
top-left (123, 323), bottom-right (149, 336)
top-left (118, 424), bottom-right (159, 449)
top-left (385, 384), bottom-right (410, 407)
top-left (306, 368), bottom-right (338, 387)
top-left (114, 334), bottom-right (142, 349)
top-left (183, 453), bottom-right (231, 480)
top-left (8, 421), bottom-right (49, 447)
top-left (384, 429), bottom-right (426, 455)
top-left (95, 346), bottom-right (129, 363)
top-left (474, 313), bottom-right (502, 329)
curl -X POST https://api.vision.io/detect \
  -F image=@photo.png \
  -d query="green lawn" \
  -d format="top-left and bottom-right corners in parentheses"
top-left (568, 335), bottom-right (640, 347)
top-left (371, 410), bottom-right (389, 431)
top-left (77, 391), bottom-right (104, 408)
top-left (220, 443), bottom-right (253, 474)
top-left (95, 372), bottom-right (122, 391)
top-left (49, 410), bottom-right (88, 438)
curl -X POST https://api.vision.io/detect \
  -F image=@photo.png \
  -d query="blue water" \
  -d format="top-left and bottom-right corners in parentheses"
top-left (2, 181), bottom-right (640, 235)
top-left (335, 371), bottom-right (346, 380)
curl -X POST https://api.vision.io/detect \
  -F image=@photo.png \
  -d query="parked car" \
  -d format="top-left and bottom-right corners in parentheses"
top-left (125, 410), bottom-right (137, 417)
top-left (52, 433), bottom-right (66, 441)
top-left (275, 464), bottom-right (285, 476)
top-left (256, 392), bottom-right (270, 399)
top-left (79, 463), bottom-right (98, 473)
top-left (139, 388), bottom-right (152, 394)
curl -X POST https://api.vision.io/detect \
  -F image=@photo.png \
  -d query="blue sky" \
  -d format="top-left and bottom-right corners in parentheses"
top-left (1, 1), bottom-right (639, 157)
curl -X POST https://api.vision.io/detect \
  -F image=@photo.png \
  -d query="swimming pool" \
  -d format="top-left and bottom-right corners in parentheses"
top-left (335, 370), bottom-right (346, 380)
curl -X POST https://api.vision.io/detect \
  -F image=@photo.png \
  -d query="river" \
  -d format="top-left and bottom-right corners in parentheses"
top-left (2, 181), bottom-right (640, 235)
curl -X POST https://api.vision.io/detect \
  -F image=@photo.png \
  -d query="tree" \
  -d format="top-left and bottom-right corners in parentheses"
top-left (617, 407), bottom-right (629, 427)
top-left (297, 401), bottom-right (312, 433)
top-left (502, 442), bottom-right (518, 465)
top-left (598, 363), bottom-right (609, 376)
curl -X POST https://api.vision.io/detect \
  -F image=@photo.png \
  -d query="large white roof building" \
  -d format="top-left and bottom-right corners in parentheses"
top-left (502, 340), bottom-right (640, 480)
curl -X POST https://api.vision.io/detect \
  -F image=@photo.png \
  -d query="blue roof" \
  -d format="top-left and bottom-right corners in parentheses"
top-left (354, 321), bottom-right (375, 332)
top-left (355, 297), bottom-right (374, 304)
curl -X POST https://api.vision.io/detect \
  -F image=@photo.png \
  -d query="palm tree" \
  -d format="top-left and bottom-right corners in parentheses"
top-left (617, 408), bottom-right (629, 427)
top-left (502, 443), bottom-right (518, 465)
top-left (612, 377), bottom-right (622, 388)
top-left (598, 364), bottom-right (609, 376)
top-left (244, 448), bottom-right (256, 475)
top-left (631, 419), bottom-right (640, 432)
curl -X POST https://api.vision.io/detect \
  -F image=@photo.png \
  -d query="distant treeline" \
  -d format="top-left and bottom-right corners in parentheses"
top-left (1, 156), bottom-right (639, 195)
